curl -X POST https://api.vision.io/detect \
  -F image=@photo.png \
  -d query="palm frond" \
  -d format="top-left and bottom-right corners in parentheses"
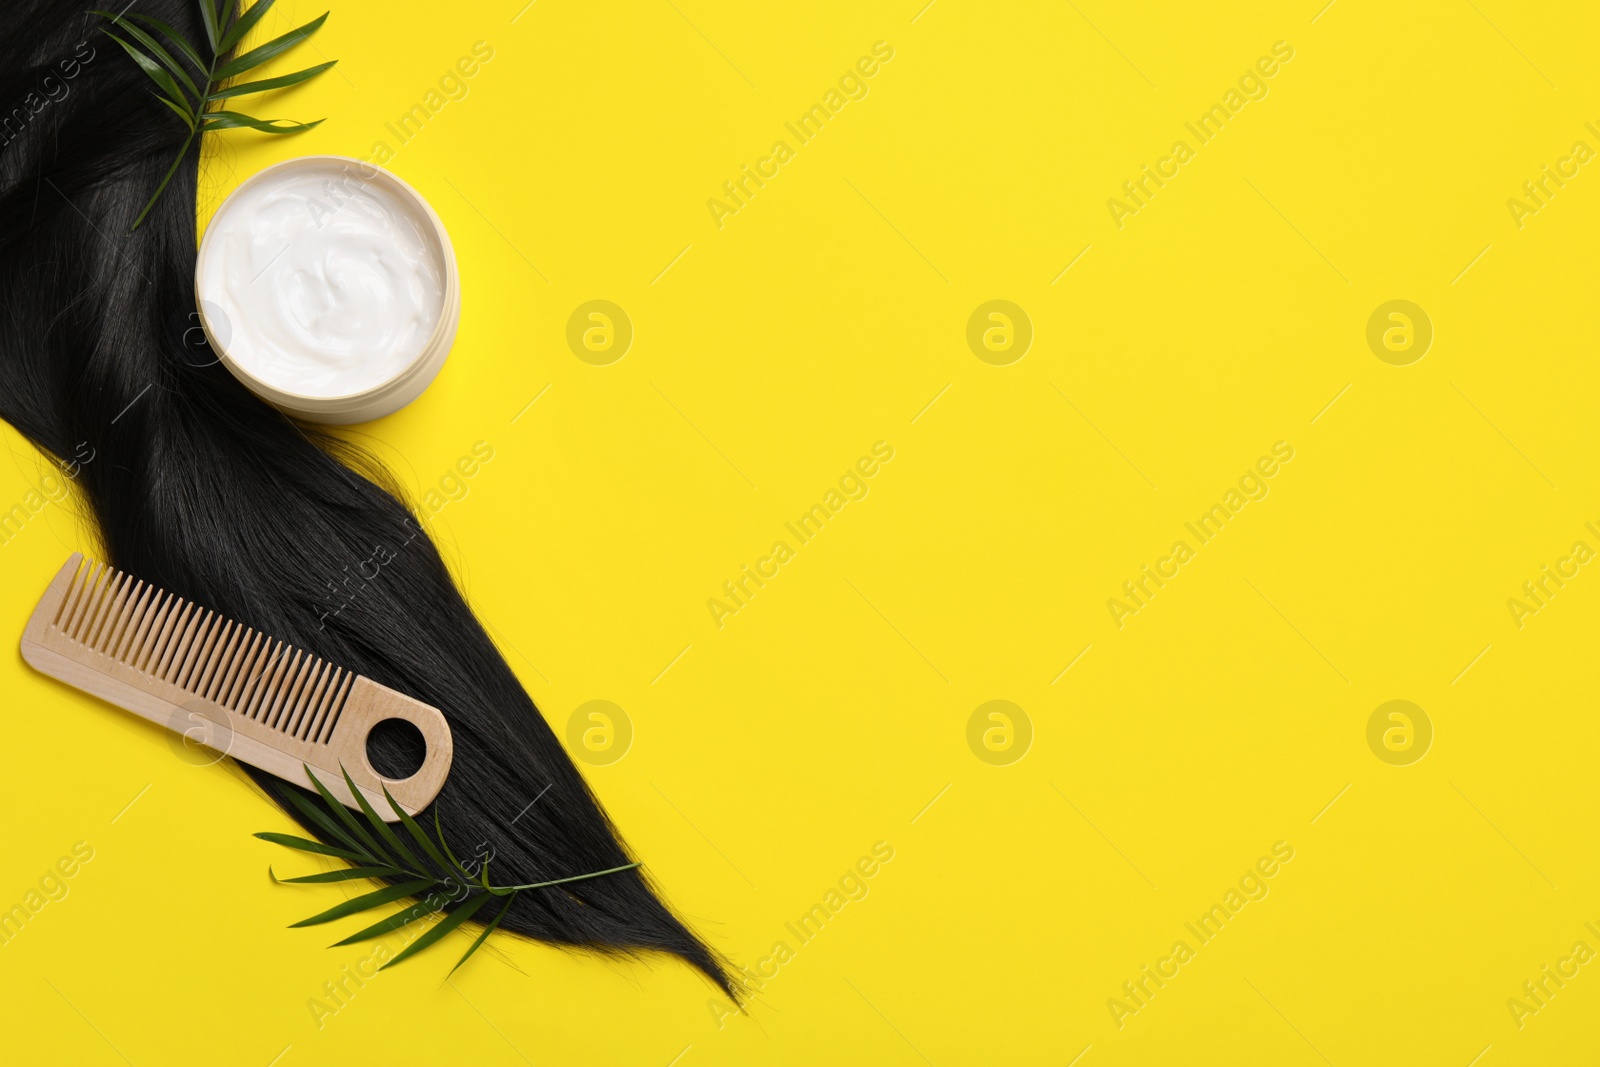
top-left (257, 765), bottom-right (641, 976)
top-left (95, 0), bottom-right (336, 229)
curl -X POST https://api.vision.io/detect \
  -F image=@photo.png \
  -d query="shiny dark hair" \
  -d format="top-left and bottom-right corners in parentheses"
top-left (0, 0), bottom-right (730, 995)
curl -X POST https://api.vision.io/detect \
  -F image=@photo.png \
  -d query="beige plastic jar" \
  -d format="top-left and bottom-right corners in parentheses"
top-left (194, 155), bottom-right (459, 424)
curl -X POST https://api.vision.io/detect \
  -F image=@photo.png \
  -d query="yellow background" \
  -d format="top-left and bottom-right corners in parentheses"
top-left (3, 0), bottom-right (1599, 1063)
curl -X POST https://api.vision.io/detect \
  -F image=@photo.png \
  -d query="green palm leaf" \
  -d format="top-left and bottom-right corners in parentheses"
top-left (201, 111), bottom-right (321, 134)
top-left (383, 785), bottom-right (456, 877)
top-left (97, 0), bottom-right (335, 229)
top-left (197, 0), bottom-right (221, 54)
top-left (260, 764), bottom-right (646, 974)
top-left (211, 61), bottom-right (336, 99)
top-left (92, 14), bottom-right (202, 100)
top-left (129, 139), bottom-right (194, 230)
top-left (434, 808), bottom-right (476, 882)
top-left (271, 865), bottom-right (405, 885)
top-left (380, 892), bottom-right (493, 971)
top-left (449, 893), bottom-right (517, 976)
top-left (329, 897), bottom-right (446, 947)
top-left (300, 764), bottom-right (390, 865)
top-left (280, 781), bottom-right (368, 856)
top-left (218, 0), bottom-right (278, 54)
top-left (103, 32), bottom-right (192, 115)
top-left (214, 13), bottom-right (328, 81)
top-left (252, 832), bottom-right (367, 864)
top-left (154, 95), bottom-right (196, 131)
top-left (288, 879), bottom-right (433, 928)
top-left (339, 766), bottom-right (427, 875)
top-left (125, 14), bottom-right (209, 73)
top-left (490, 862), bottom-right (642, 893)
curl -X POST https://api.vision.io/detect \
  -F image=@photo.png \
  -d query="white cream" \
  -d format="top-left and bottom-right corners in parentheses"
top-left (197, 160), bottom-right (445, 399)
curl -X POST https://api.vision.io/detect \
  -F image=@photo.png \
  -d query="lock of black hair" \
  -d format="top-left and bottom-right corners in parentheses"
top-left (0, 0), bottom-right (732, 997)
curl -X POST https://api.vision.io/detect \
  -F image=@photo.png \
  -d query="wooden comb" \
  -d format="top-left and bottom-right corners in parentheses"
top-left (20, 553), bottom-right (452, 820)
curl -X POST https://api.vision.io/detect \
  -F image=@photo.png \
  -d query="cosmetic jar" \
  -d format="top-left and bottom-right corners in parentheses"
top-left (195, 155), bottom-right (459, 424)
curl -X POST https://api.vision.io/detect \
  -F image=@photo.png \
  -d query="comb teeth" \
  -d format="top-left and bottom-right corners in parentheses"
top-left (47, 557), bottom-right (352, 744)
top-left (24, 552), bottom-right (453, 821)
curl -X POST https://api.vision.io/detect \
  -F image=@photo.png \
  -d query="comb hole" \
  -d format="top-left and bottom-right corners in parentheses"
top-left (366, 718), bottom-right (427, 780)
